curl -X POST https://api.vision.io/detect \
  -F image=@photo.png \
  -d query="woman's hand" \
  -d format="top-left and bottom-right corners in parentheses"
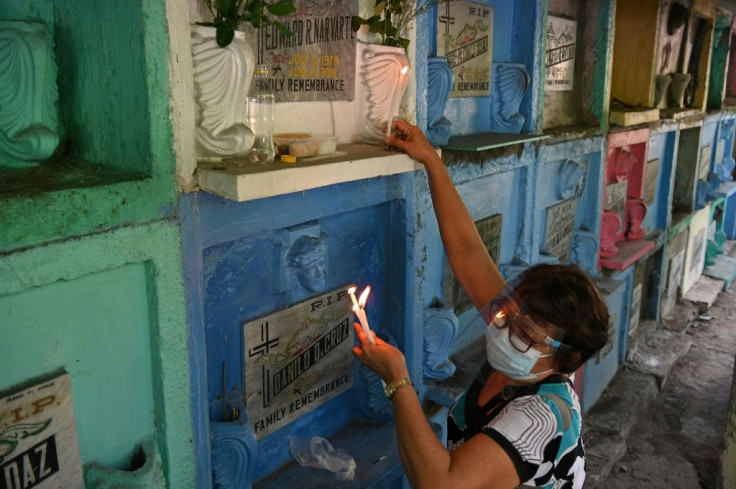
top-left (384, 120), bottom-right (442, 167)
top-left (351, 324), bottom-right (410, 384)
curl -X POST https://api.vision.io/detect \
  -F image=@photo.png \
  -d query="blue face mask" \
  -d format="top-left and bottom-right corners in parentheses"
top-left (480, 291), bottom-right (567, 381)
top-left (485, 324), bottom-right (554, 381)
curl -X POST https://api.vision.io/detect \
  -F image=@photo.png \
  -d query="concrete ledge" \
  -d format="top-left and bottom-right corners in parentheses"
top-left (584, 368), bottom-right (658, 437)
top-left (626, 329), bottom-right (692, 388)
top-left (582, 431), bottom-right (627, 489)
top-left (684, 275), bottom-right (726, 312)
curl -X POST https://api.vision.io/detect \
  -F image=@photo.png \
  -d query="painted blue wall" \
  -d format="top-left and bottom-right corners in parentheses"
top-left (181, 174), bottom-right (420, 484)
top-left (645, 124), bottom-right (679, 236)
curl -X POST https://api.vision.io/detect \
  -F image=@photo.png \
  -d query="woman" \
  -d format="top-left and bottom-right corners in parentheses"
top-left (352, 120), bottom-right (610, 489)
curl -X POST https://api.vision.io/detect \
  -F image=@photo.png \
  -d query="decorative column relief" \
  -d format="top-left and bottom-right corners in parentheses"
top-left (625, 198), bottom-right (647, 240)
top-left (491, 63), bottom-right (530, 134)
top-left (422, 300), bottom-right (458, 380)
top-left (354, 41), bottom-right (410, 144)
top-left (210, 420), bottom-right (258, 489)
top-left (0, 21), bottom-right (61, 168)
top-left (191, 25), bottom-right (255, 158)
top-left (426, 57), bottom-right (453, 146)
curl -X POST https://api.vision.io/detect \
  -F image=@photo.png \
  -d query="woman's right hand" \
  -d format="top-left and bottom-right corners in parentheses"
top-left (384, 120), bottom-right (442, 167)
top-left (351, 324), bottom-right (410, 384)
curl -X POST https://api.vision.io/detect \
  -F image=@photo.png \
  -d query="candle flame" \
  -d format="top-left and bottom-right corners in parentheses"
top-left (358, 286), bottom-right (371, 307)
top-left (400, 66), bottom-right (409, 76)
top-left (348, 286), bottom-right (356, 295)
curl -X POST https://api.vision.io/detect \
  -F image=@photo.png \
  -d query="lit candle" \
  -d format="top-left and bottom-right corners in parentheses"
top-left (386, 65), bottom-right (411, 138)
top-left (347, 286), bottom-right (360, 309)
top-left (351, 285), bottom-right (375, 344)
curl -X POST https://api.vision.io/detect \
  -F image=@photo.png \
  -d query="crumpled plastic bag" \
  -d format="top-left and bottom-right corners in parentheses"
top-left (289, 436), bottom-right (356, 481)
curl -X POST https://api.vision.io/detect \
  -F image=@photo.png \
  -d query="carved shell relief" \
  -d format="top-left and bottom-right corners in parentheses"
top-left (0, 21), bottom-right (61, 168)
top-left (557, 159), bottom-right (586, 200)
top-left (191, 26), bottom-right (255, 158)
top-left (491, 63), bottom-right (530, 134)
top-left (354, 42), bottom-right (410, 144)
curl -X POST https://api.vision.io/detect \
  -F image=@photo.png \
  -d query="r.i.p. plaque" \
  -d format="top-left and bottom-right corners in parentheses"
top-left (244, 287), bottom-right (354, 439)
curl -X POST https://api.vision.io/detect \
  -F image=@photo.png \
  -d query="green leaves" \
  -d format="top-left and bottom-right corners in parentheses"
top-left (351, 0), bottom-right (454, 50)
top-left (266, 0), bottom-right (296, 17)
top-left (203, 0), bottom-right (296, 47)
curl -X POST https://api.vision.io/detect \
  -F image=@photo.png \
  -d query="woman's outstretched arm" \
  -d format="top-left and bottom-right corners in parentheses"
top-left (385, 120), bottom-right (505, 308)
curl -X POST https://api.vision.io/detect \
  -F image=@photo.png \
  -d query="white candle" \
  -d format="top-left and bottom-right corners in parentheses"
top-left (347, 286), bottom-right (360, 310)
top-left (354, 286), bottom-right (375, 344)
top-left (353, 305), bottom-right (375, 344)
top-left (386, 66), bottom-right (410, 138)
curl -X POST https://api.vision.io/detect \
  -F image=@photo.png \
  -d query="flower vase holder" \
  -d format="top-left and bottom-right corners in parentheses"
top-left (191, 25), bottom-right (255, 158)
top-left (84, 437), bottom-right (166, 489)
top-left (0, 20), bottom-right (62, 168)
top-left (210, 418), bottom-right (258, 489)
top-left (490, 63), bottom-right (530, 134)
top-left (426, 57), bottom-right (453, 146)
top-left (353, 41), bottom-right (410, 144)
top-left (422, 301), bottom-right (458, 380)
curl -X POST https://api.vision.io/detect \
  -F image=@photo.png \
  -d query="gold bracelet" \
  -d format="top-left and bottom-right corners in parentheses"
top-left (383, 377), bottom-right (413, 399)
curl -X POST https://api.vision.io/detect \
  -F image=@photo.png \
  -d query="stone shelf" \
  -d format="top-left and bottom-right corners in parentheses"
top-left (425, 336), bottom-right (486, 408)
top-left (441, 132), bottom-right (549, 152)
top-left (197, 143), bottom-right (421, 202)
top-left (254, 418), bottom-right (442, 489)
top-left (599, 239), bottom-right (656, 271)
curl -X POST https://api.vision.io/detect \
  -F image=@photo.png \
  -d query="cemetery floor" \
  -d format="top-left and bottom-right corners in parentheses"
top-left (585, 248), bottom-right (736, 488)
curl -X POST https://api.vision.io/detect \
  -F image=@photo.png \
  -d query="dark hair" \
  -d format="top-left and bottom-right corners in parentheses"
top-left (511, 263), bottom-right (609, 373)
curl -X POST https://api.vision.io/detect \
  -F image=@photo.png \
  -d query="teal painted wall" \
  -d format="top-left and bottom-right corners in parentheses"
top-left (0, 222), bottom-right (195, 488)
top-left (0, 0), bottom-right (177, 252)
top-left (1, 263), bottom-right (156, 468)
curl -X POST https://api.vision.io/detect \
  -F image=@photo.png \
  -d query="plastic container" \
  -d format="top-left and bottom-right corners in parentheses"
top-left (247, 64), bottom-right (276, 164)
top-left (274, 134), bottom-right (339, 158)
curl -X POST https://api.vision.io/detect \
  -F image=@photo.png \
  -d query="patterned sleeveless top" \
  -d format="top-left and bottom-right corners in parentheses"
top-left (448, 363), bottom-right (586, 488)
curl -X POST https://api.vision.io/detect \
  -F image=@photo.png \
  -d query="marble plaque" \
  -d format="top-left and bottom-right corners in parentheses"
top-left (437, 0), bottom-right (493, 98)
top-left (700, 145), bottom-right (712, 181)
top-left (597, 313), bottom-right (617, 363)
top-left (251, 0), bottom-right (358, 102)
top-left (0, 373), bottom-right (84, 489)
top-left (690, 228), bottom-right (706, 274)
top-left (644, 159), bottom-right (660, 205)
top-left (546, 16), bottom-right (577, 92)
top-left (716, 139), bottom-right (725, 165)
top-left (244, 287), bottom-right (354, 439)
top-left (667, 249), bottom-right (685, 302)
top-left (445, 213), bottom-right (502, 315)
top-left (544, 197), bottom-right (578, 261)
top-left (629, 283), bottom-right (642, 336)
top-left (605, 181), bottom-right (628, 233)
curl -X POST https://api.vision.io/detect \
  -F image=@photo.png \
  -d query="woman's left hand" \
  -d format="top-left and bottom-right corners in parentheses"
top-left (352, 324), bottom-right (410, 383)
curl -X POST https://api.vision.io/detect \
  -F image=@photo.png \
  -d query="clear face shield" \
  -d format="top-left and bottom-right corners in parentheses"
top-left (472, 289), bottom-right (570, 381)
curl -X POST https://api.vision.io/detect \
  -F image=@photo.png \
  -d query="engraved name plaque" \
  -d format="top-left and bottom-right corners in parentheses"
top-left (544, 197), bottom-right (578, 262)
top-left (244, 287), bottom-right (354, 439)
top-left (0, 373), bottom-right (84, 489)
top-left (445, 214), bottom-right (502, 315)
top-left (643, 158), bottom-right (660, 205)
